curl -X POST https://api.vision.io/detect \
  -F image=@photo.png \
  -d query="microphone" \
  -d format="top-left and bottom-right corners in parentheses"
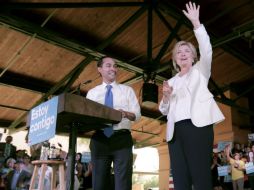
top-left (70, 79), bottom-right (92, 94)
top-left (82, 75), bottom-right (100, 85)
top-left (82, 79), bottom-right (92, 85)
top-left (70, 76), bottom-right (100, 94)
top-left (58, 143), bottom-right (62, 148)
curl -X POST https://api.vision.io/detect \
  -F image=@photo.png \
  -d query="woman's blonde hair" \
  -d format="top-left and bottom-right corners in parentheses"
top-left (172, 41), bottom-right (198, 72)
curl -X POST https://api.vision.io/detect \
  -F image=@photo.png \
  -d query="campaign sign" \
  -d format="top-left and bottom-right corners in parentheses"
top-left (82, 152), bottom-right (91, 163)
top-left (245, 162), bottom-right (254, 174)
top-left (217, 141), bottom-right (232, 152)
top-left (248, 134), bottom-right (254, 141)
top-left (218, 165), bottom-right (230, 176)
top-left (28, 96), bottom-right (58, 146)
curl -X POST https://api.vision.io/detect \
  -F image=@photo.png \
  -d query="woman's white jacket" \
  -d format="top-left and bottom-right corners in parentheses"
top-left (159, 25), bottom-right (225, 142)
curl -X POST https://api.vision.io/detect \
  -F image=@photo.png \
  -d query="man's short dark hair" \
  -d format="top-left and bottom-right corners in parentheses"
top-left (97, 56), bottom-right (108, 67)
top-left (97, 56), bottom-right (113, 67)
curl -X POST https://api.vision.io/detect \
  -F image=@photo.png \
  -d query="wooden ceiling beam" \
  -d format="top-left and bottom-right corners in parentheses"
top-left (0, 11), bottom-right (146, 74)
top-left (158, 1), bottom-right (254, 67)
top-left (205, 0), bottom-right (253, 26)
top-left (146, 0), bottom-right (153, 74)
top-left (0, 10), bottom-right (169, 87)
top-left (153, 17), bottom-right (183, 66)
top-left (0, 70), bottom-right (50, 94)
top-left (209, 78), bottom-right (228, 100)
top-left (96, 6), bottom-right (147, 51)
top-left (7, 55), bottom-right (96, 130)
top-left (154, 8), bottom-right (181, 41)
top-left (1, 2), bottom-right (146, 10)
top-left (62, 6), bottom-right (147, 92)
top-left (215, 97), bottom-right (254, 116)
top-left (232, 83), bottom-right (254, 102)
top-left (209, 78), bottom-right (254, 116)
top-left (121, 75), bottom-right (143, 85)
top-left (0, 119), bottom-right (25, 128)
top-left (0, 5), bottom-right (160, 130)
top-left (0, 104), bottom-right (29, 112)
top-left (62, 56), bottom-right (94, 93)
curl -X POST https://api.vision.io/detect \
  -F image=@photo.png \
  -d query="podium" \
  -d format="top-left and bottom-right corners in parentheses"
top-left (28, 93), bottom-right (122, 190)
top-left (58, 93), bottom-right (122, 190)
top-left (56, 93), bottom-right (122, 132)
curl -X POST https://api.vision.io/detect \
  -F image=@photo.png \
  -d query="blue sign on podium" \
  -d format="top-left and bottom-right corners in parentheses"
top-left (28, 96), bottom-right (58, 146)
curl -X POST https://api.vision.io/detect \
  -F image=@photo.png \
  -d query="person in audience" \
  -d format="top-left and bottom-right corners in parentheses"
top-left (22, 154), bottom-right (33, 174)
top-left (75, 153), bottom-right (84, 189)
top-left (0, 136), bottom-right (16, 163)
top-left (241, 155), bottom-right (250, 190)
top-left (218, 151), bottom-right (228, 166)
top-left (244, 145), bottom-right (251, 160)
top-left (211, 154), bottom-right (223, 190)
top-left (5, 160), bottom-right (31, 190)
top-left (232, 143), bottom-right (243, 155)
top-left (248, 144), bottom-right (254, 190)
top-left (66, 154), bottom-right (80, 190)
top-left (225, 145), bottom-right (245, 190)
top-left (240, 144), bottom-right (246, 155)
top-left (216, 150), bottom-right (233, 190)
top-left (159, 2), bottom-right (224, 190)
top-left (15, 150), bottom-right (27, 162)
top-left (1, 158), bottom-right (16, 182)
top-left (0, 162), bottom-right (6, 189)
top-left (83, 162), bottom-right (92, 190)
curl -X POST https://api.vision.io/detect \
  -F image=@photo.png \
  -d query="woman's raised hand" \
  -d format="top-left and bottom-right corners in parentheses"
top-left (183, 1), bottom-right (201, 29)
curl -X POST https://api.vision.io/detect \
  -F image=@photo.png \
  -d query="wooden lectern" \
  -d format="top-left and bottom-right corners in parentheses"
top-left (57, 93), bottom-right (122, 190)
top-left (56, 93), bottom-right (122, 133)
top-left (29, 93), bottom-right (122, 190)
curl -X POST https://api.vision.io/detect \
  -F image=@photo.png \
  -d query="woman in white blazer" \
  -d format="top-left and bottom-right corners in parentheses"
top-left (159, 2), bottom-right (225, 190)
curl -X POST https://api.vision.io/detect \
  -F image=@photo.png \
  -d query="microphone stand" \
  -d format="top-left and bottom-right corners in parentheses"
top-left (76, 84), bottom-right (81, 95)
top-left (69, 80), bottom-right (92, 95)
top-left (66, 79), bottom-right (91, 190)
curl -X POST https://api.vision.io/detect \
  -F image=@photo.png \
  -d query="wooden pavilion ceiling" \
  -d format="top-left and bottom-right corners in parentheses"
top-left (0, 0), bottom-right (253, 148)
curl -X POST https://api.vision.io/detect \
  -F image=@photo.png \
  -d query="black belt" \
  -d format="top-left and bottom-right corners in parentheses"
top-left (113, 129), bottom-right (130, 135)
top-left (175, 119), bottom-right (191, 126)
top-left (96, 129), bottom-right (130, 135)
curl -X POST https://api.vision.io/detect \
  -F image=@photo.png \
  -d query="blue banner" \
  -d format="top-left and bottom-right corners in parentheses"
top-left (82, 152), bottom-right (91, 163)
top-left (28, 96), bottom-right (58, 146)
top-left (217, 141), bottom-right (232, 152)
top-left (218, 165), bottom-right (230, 176)
top-left (245, 162), bottom-right (254, 174)
top-left (248, 133), bottom-right (254, 141)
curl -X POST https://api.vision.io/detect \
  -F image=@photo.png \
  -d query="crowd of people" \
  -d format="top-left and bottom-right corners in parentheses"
top-left (1, 1), bottom-right (250, 190)
top-left (0, 135), bottom-right (93, 190)
top-left (211, 142), bottom-right (254, 190)
top-left (2, 136), bottom-right (254, 190)
top-left (0, 135), bottom-right (31, 190)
